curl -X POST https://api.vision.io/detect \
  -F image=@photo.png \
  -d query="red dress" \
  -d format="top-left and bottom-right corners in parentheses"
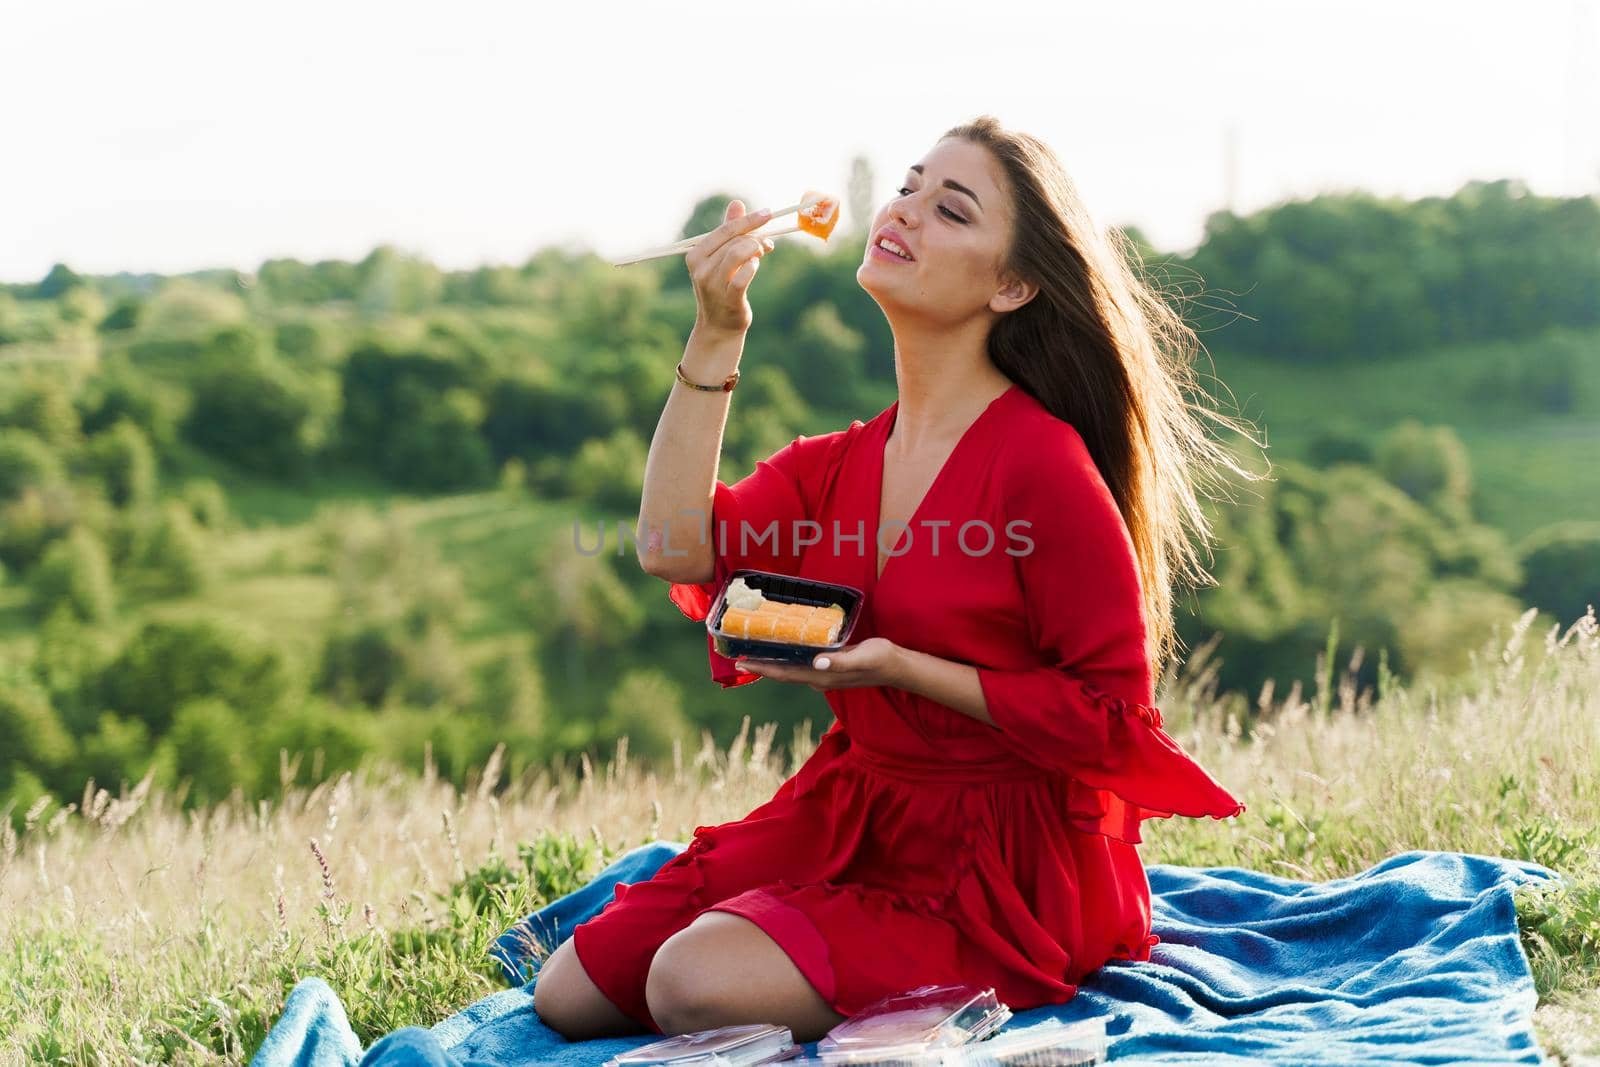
top-left (570, 382), bottom-right (1245, 1034)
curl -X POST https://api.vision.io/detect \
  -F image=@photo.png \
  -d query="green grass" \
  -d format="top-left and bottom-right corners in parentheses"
top-left (2, 609), bottom-right (1598, 1063)
top-left (1465, 422), bottom-right (1600, 542)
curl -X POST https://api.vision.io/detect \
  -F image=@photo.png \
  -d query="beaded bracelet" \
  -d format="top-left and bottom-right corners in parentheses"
top-left (675, 360), bottom-right (740, 392)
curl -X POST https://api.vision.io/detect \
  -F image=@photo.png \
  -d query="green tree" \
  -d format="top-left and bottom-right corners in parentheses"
top-left (784, 303), bottom-right (867, 410)
top-left (29, 527), bottom-right (116, 624)
top-left (178, 478), bottom-right (230, 531)
top-left (79, 712), bottom-right (175, 794)
top-left (139, 278), bottom-right (248, 338)
top-left (389, 382), bottom-right (494, 491)
top-left (597, 668), bottom-right (692, 764)
top-left (336, 342), bottom-right (493, 489)
top-left (59, 286), bottom-right (107, 327)
top-left (0, 665), bottom-right (76, 797)
top-left (256, 697), bottom-right (379, 789)
top-left (318, 609), bottom-right (474, 714)
top-left (98, 295), bottom-right (144, 332)
top-left (370, 704), bottom-right (492, 784)
top-left (1188, 457), bottom-right (1520, 698)
top-left (317, 621), bottom-right (409, 709)
top-left (314, 505), bottom-right (466, 634)
top-left (99, 618), bottom-right (291, 735)
top-left (719, 365), bottom-right (809, 473)
top-left (1467, 327), bottom-right (1590, 415)
top-left (397, 619), bottom-right (473, 709)
top-left (0, 430), bottom-right (67, 501)
top-left (259, 258), bottom-right (348, 304)
top-left (471, 635), bottom-right (547, 743)
top-left (678, 193), bottom-right (747, 244)
top-left (355, 245), bottom-right (444, 314)
top-left (273, 318), bottom-right (337, 365)
top-left (130, 500), bottom-right (214, 596)
top-left (182, 329), bottom-right (334, 478)
top-left (76, 354), bottom-right (179, 454)
top-left (0, 292), bottom-right (21, 344)
top-left (566, 427), bottom-right (647, 512)
top-left (0, 484), bottom-right (84, 573)
top-left (482, 373), bottom-right (628, 467)
top-left (82, 420), bottom-right (157, 509)
top-left (525, 530), bottom-right (646, 699)
top-left (35, 263), bottom-right (85, 300)
top-left (1517, 522), bottom-right (1600, 631)
top-left (31, 604), bottom-right (117, 735)
top-left (1305, 422), bottom-right (1376, 469)
top-left (1374, 420), bottom-right (1474, 522)
top-left (1183, 181), bottom-right (1600, 360)
top-left (4, 376), bottom-right (81, 449)
top-left (1399, 578), bottom-right (1527, 682)
top-left (168, 697), bottom-right (255, 805)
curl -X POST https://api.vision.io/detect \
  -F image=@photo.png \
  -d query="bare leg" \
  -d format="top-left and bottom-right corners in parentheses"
top-left (645, 911), bottom-right (847, 1043)
top-left (533, 938), bottom-right (652, 1040)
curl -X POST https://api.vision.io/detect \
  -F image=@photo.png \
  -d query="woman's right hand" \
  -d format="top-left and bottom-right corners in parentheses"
top-left (688, 199), bottom-right (777, 337)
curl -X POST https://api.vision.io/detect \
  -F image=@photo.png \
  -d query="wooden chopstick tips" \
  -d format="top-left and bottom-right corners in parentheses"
top-left (611, 192), bottom-right (839, 267)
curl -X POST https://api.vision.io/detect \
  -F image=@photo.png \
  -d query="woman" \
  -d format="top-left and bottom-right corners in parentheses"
top-left (534, 115), bottom-right (1257, 1044)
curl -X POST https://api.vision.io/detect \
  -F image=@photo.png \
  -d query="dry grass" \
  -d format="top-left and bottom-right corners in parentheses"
top-left (2, 607), bottom-right (1597, 1064)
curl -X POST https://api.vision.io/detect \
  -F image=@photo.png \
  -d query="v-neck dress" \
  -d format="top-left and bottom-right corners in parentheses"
top-left (569, 382), bottom-right (1246, 1035)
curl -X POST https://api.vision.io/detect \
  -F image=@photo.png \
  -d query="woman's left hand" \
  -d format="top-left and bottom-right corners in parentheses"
top-left (736, 638), bottom-right (905, 691)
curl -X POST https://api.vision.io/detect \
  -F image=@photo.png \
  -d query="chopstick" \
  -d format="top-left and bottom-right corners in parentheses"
top-left (611, 197), bottom-right (824, 267)
top-left (666, 197), bottom-right (819, 251)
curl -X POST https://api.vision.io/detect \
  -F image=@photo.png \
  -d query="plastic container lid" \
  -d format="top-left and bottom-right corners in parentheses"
top-left (956, 1016), bottom-right (1109, 1065)
top-left (784, 1016), bottom-right (1111, 1066)
top-left (816, 984), bottom-right (1012, 1059)
top-left (603, 1021), bottom-right (799, 1066)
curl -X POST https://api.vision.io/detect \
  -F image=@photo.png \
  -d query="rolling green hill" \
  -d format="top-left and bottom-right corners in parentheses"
top-left (1204, 325), bottom-right (1600, 540)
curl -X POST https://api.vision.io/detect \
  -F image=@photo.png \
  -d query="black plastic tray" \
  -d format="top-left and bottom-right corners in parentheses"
top-left (706, 569), bottom-right (864, 665)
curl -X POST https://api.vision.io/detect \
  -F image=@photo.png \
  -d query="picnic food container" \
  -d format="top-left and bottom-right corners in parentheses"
top-left (705, 569), bottom-right (864, 666)
top-left (957, 1016), bottom-right (1108, 1065)
top-left (784, 983), bottom-right (1083, 1065)
top-left (603, 1021), bottom-right (799, 1065)
top-left (815, 984), bottom-right (1012, 1061)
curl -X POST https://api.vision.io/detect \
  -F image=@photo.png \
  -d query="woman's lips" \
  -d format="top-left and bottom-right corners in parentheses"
top-left (869, 242), bottom-right (915, 264)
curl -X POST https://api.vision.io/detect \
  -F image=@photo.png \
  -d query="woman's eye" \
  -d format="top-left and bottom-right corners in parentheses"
top-left (894, 187), bottom-right (966, 223)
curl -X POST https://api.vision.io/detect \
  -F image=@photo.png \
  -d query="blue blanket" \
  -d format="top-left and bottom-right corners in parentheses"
top-left (250, 843), bottom-right (1558, 1066)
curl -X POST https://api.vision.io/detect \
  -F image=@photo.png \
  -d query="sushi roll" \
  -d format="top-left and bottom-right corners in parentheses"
top-left (717, 576), bottom-right (848, 647)
top-left (719, 603), bottom-right (845, 646)
top-left (797, 191), bottom-right (840, 240)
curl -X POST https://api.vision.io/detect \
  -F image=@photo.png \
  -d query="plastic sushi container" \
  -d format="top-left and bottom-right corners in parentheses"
top-left (603, 1021), bottom-right (801, 1066)
top-left (783, 1015), bottom-right (1108, 1066)
top-left (818, 984), bottom-right (1012, 1055)
top-left (953, 1017), bottom-right (1108, 1065)
top-left (706, 569), bottom-right (864, 667)
top-left (772, 984), bottom-right (1012, 1066)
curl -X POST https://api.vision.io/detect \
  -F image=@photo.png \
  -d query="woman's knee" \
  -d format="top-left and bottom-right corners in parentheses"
top-left (533, 938), bottom-right (642, 1040)
top-left (645, 912), bottom-right (840, 1039)
top-left (644, 926), bottom-right (720, 1035)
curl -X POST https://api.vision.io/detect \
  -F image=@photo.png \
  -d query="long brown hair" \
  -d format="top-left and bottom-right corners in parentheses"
top-left (943, 114), bottom-right (1269, 677)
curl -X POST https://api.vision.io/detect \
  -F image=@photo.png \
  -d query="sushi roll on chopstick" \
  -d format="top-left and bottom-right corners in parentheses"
top-left (611, 191), bottom-right (840, 266)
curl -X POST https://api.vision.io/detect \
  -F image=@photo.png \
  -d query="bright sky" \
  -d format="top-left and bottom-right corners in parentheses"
top-left (1, 0), bottom-right (1595, 284)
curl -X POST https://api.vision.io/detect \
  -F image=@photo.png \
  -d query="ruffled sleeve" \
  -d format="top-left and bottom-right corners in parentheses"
top-left (667, 428), bottom-right (852, 688)
top-left (974, 421), bottom-right (1245, 842)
